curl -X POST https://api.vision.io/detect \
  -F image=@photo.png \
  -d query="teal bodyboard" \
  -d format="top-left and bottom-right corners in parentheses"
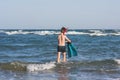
top-left (67, 43), bottom-right (78, 58)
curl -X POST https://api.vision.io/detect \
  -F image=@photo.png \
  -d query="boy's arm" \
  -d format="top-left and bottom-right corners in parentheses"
top-left (65, 36), bottom-right (71, 43)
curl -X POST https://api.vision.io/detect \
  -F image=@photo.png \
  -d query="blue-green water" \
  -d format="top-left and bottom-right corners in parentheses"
top-left (0, 29), bottom-right (120, 80)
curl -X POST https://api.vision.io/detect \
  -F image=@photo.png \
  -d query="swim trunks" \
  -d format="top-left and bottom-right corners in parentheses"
top-left (57, 46), bottom-right (66, 52)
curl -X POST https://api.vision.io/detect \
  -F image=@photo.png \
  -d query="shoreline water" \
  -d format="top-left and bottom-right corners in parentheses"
top-left (0, 29), bottom-right (120, 80)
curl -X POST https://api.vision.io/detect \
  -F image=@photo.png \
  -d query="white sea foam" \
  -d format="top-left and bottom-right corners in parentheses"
top-left (5, 30), bottom-right (31, 35)
top-left (67, 31), bottom-right (89, 35)
top-left (90, 33), bottom-right (107, 36)
top-left (34, 31), bottom-right (59, 35)
top-left (114, 59), bottom-right (120, 64)
top-left (111, 32), bottom-right (120, 36)
top-left (89, 30), bottom-right (107, 36)
top-left (2, 30), bottom-right (120, 36)
top-left (3, 30), bottom-right (88, 35)
top-left (4, 30), bottom-right (59, 35)
top-left (27, 62), bottom-right (56, 72)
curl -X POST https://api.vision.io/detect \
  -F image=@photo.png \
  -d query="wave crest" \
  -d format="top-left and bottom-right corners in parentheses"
top-left (0, 61), bottom-right (56, 72)
top-left (0, 29), bottom-right (120, 36)
top-left (27, 62), bottom-right (56, 72)
top-left (0, 59), bottom-right (120, 72)
top-left (114, 59), bottom-right (120, 65)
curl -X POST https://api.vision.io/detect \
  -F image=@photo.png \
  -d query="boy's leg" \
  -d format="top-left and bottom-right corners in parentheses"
top-left (62, 52), bottom-right (66, 62)
top-left (57, 52), bottom-right (61, 63)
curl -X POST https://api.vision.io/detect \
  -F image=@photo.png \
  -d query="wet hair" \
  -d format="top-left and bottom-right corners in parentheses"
top-left (61, 27), bottom-right (67, 33)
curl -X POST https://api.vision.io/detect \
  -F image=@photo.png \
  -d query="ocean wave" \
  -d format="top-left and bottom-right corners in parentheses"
top-left (0, 59), bottom-right (120, 72)
top-left (0, 61), bottom-right (56, 72)
top-left (89, 30), bottom-right (108, 36)
top-left (2, 30), bottom-right (59, 35)
top-left (111, 32), bottom-right (120, 36)
top-left (0, 30), bottom-right (85, 35)
top-left (88, 29), bottom-right (120, 36)
top-left (0, 29), bottom-right (120, 36)
top-left (27, 61), bottom-right (56, 72)
top-left (67, 31), bottom-right (89, 35)
top-left (5, 30), bottom-right (30, 35)
top-left (114, 59), bottom-right (120, 65)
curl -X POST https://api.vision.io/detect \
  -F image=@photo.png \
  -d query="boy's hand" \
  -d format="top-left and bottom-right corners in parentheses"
top-left (67, 42), bottom-right (71, 44)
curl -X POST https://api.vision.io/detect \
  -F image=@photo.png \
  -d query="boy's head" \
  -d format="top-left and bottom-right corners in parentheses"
top-left (61, 27), bottom-right (67, 34)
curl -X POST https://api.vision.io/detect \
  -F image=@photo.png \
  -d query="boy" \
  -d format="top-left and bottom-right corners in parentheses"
top-left (57, 27), bottom-right (71, 63)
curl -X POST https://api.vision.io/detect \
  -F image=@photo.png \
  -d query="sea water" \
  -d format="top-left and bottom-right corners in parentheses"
top-left (0, 29), bottom-right (120, 80)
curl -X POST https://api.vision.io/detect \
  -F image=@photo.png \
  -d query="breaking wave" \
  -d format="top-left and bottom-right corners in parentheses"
top-left (114, 59), bottom-right (120, 65)
top-left (0, 59), bottom-right (120, 72)
top-left (0, 29), bottom-right (120, 36)
top-left (0, 61), bottom-right (56, 72)
top-left (1, 30), bottom-right (59, 35)
top-left (27, 62), bottom-right (56, 72)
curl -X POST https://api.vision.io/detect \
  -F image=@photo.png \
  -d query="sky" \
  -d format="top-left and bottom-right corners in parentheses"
top-left (0, 0), bottom-right (120, 29)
